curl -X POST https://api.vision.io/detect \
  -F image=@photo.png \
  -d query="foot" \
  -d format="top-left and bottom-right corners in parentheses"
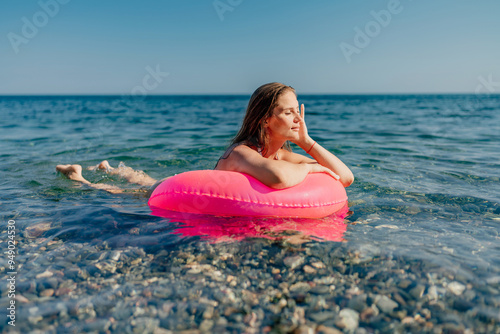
top-left (87, 160), bottom-right (114, 172)
top-left (98, 160), bottom-right (114, 171)
top-left (56, 164), bottom-right (91, 184)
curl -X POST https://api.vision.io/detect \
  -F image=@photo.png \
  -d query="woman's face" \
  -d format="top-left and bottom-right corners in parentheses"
top-left (265, 90), bottom-right (300, 142)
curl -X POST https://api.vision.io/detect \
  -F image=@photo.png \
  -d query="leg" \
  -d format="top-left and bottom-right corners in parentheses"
top-left (91, 160), bottom-right (157, 187)
top-left (56, 164), bottom-right (124, 194)
top-left (56, 164), bottom-right (90, 184)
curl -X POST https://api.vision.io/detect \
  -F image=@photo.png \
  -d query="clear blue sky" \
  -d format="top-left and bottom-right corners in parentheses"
top-left (1, 0), bottom-right (499, 94)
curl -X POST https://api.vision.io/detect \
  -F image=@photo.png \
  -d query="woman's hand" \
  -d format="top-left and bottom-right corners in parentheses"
top-left (292, 104), bottom-right (315, 150)
top-left (308, 163), bottom-right (340, 180)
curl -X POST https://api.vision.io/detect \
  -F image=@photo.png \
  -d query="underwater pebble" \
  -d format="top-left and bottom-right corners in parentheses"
top-left (311, 261), bottom-right (326, 269)
top-left (375, 295), bottom-right (399, 314)
top-left (303, 265), bottom-right (316, 274)
top-left (25, 222), bottom-right (52, 238)
top-left (40, 288), bottom-right (55, 297)
top-left (15, 294), bottom-right (30, 303)
top-left (348, 294), bottom-right (367, 312)
top-left (427, 286), bottom-right (439, 300)
top-left (36, 270), bottom-right (53, 279)
top-left (335, 308), bottom-right (359, 330)
top-left (310, 311), bottom-right (336, 323)
top-left (314, 276), bottom-right (335, 285)
top-left (130, 317), bottom-right (160, 333)
top-left (486, 276), bottom-right (500, 285)
top-left (311, 285), bottom-right (331, 295)
top-left (375, 224), bottom-right (399, 229)
top-left (410, 285), bottom-right (426, 299)
top-left (316, 325), bottom-right (343, 334)
top-left (360, 305), bottom-right (379, 322)
top-left (109, 250), bottom-right (122, 261)
top-left (294, 325), bottom-right (315, 334)
top-left (398, 279), bottom-right (412, 289)
top-left (290, 282), bottom-right (311, 292)
top-left (199, 319), bottom-right (214, 332)
top-left (283, 255), bottom-right (304, 270)
top-left (448, 281), bottom-right (466, 296)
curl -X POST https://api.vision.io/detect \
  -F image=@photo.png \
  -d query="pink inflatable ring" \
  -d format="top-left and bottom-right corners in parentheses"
top-left (148, 170), bottom-right (347, 218)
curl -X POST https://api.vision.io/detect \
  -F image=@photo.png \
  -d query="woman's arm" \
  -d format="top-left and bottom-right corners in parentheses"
top-left (224, 145), bottom-right (339, 189)
top-left (296, 139), bottom-right (354, 187)
top-left (291, 104), bottom-right (354, 187)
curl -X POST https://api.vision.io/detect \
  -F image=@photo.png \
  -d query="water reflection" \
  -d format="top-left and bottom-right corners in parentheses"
top-left (151, 205), bottom-right (350, 243)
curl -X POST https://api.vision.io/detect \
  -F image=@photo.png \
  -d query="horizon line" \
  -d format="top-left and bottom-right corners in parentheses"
top-left (1, 92), bottom-right (498, 97)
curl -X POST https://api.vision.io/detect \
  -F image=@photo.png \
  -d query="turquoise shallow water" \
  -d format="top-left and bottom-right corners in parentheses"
top-left (1, 94), bottom-right (499, 332)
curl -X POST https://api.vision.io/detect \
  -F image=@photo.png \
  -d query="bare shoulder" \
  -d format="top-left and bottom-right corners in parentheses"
top-left (229, 145), bottom-right (263, 165)
top-left (215, 144), bottom-right (261, 171)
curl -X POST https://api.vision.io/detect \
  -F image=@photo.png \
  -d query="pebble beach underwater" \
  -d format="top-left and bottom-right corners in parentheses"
top-left (1, 94), bottom-right (499, 333)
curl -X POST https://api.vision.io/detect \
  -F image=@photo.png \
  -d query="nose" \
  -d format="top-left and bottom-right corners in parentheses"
top-left (293, 112), bottom-right (300, 122)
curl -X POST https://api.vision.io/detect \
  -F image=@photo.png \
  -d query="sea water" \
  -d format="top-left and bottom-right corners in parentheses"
top-left (1, 94), bottom-right (499, 332)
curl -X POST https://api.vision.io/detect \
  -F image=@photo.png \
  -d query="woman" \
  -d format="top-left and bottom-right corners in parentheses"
top-left (214, 82), bottom-right (353, 188)
top-left (56, 82), bottom-right (353, 192)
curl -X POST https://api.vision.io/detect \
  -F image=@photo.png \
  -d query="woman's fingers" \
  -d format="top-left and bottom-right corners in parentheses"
top-left (324, 167), bottom-right (340, 180)
top-left (310, 164), bottom-right (340, 180)
top-left (300, 104), bottom-right (305, 119)
top-left (322, 167), bottom-right (340, 180)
